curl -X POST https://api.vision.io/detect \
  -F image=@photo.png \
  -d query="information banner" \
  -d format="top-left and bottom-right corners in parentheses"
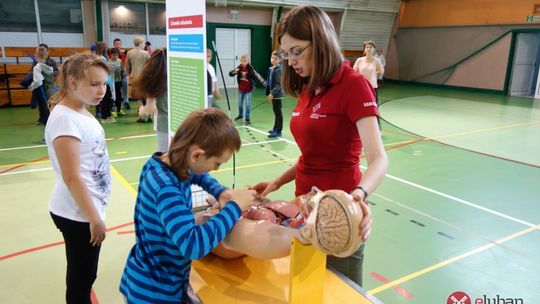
top-left (166, 1), bottom-right (207, 133)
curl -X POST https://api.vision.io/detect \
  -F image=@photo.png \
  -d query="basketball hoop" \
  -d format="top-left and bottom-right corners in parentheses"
top-left (215, 0), bottom-right (227, 7)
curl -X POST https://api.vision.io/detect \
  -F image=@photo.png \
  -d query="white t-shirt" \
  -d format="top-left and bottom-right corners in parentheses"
top-left (45, 105), bottom-right (111, 222)
top-left (354, 57), bottom-right (384, 89)
top-left (207, 63), bottom-right (217, 96)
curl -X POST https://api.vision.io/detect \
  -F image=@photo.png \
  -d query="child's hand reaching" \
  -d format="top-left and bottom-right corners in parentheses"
top-left (229, 189), bottom-right (257, 211)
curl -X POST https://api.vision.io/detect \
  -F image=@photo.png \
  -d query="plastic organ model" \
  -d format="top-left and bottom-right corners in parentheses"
top-left (201, 187), bottom-right (364, 259)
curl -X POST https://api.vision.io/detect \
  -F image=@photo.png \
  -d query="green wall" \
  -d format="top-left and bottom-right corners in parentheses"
top-left (206, 22), bottom-right (272, 79)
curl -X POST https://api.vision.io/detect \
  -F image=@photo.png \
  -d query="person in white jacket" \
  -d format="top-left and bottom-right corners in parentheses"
top-left (29, 46), bottom-right (57, 125)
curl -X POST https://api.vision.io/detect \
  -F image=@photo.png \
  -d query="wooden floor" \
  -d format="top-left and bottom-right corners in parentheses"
top-left (1, 83), bottom-right (539, 303)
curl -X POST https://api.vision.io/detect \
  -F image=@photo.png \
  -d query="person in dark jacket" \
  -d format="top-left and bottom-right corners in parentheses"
top-left (266, 50), bottom-right (285, 138)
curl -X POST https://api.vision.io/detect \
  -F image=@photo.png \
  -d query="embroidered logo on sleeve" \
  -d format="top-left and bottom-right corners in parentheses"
top-left (363, 101), bottom-right (378, 107)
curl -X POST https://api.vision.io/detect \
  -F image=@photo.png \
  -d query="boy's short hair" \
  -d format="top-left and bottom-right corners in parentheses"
top-left (168, 108), bottom-right (241, 180)
top-left (240, 54), bottom-right (250, 61)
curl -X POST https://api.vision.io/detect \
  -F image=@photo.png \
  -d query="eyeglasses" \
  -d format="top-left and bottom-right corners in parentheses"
top-left (279, 45), bottom-right (311, 60)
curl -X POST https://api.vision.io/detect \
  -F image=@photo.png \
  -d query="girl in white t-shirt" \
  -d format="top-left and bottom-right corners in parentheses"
top-left (45, 53), bottom-right (112, 304)
top-left (353, 40), bottom-right (384, 128)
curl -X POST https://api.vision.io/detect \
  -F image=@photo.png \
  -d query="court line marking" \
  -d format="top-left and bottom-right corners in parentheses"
top-left (1, 126), bottom-right (534, 228)
top-left (248, 125), bottom-right (534, 228)
top-left (128, 159), bottom-right (294, 186)
top-left (0, 220), bottom-right (134, 262)
top-left (111, 165), bottom-right (137, 196)
top-left (0, 125), bottom-right (275, 154)
top-left (428, 121), bottom-right (540, 141)
top-left (0, 138), bottom-right (291, 173)
top-left (372, 169), bottom-right (535, 228)
top-left (0, 133), bottom-right (157, 152)
top-left (243, 125), bottom-right (297, 145)
top-left (389, 96), bottom-right (540, 122)
top-left (373, 192), bottom-right (528, 255)
top-left (367, 224), bottom-right (540, 296)
top-left (246, 125), bottom-right (535, 228)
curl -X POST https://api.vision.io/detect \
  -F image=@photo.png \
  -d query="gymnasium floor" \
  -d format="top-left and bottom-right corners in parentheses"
top-left (1, 83), bottom-right (539, 303)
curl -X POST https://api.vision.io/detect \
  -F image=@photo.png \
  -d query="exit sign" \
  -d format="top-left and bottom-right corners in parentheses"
top-left (527, 15), bottom-right (540, 22)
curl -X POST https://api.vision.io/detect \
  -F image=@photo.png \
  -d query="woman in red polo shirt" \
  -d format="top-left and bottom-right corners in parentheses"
top-left (253, 5), bottom-right (388, 287)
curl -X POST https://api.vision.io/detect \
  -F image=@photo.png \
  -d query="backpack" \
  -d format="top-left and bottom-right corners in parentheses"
top-left (42, 68), bottom-right (58, 98)
top-left (19, 72), bottom-right (33, 89)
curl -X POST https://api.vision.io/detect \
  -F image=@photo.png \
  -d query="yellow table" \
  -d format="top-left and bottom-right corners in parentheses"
top-left (190, 243), bottom-right (380, 304)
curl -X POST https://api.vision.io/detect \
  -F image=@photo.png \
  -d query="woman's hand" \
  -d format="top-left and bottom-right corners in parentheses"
top-left (249, 180), bottom-right (280, 198)
top-left (89, 218), bottom-right (107, 246)
top-left (351, 190), bottom-right (372, 241)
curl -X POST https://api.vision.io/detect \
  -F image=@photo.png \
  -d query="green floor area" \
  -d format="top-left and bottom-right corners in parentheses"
top-left (1, 84), bottom-right (539, 303)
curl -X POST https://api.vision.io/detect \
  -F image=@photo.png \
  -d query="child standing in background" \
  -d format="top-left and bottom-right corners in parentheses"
top-left (229, 54), bottom-right (266, 124)
top-left (45, 53), bottom-right (112, 304)
top-left (120, 108), bottom-right (256, 303)
top-left (266, 50), bottom-right (285, 138)
top-left (29, 46), bottom-right (56, 126)
top-left (109, 48), bottom-right (126, 117)
top-left (95, 41), bottom-right (116, 123)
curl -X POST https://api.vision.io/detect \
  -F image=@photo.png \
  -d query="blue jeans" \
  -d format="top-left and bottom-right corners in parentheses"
top-left (237, 91), bottom-right (252, 120)
top-left (122, 75), bottom-right (129, 104)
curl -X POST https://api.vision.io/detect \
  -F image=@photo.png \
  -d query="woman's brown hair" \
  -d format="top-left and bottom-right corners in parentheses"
top-left (363, 40), bottom-right (376, 56)
top-left (278, 5), bottom-right (343, 97)
top-left (48, 53), bottom-right (112, 106)
top-left (95, 41), bottom-right (108, 57)
top-left (131, 48), bottom-right (167, 99)
top-left (168, 108), bottom-right (241, 180)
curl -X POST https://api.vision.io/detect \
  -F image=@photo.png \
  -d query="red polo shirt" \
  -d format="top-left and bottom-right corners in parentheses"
top-left (290, 61), bottom-right (378, 196)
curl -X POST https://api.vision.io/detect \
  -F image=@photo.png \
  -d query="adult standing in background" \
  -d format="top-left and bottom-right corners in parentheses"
top-left (374, 47), bottom-right (386, 87)
top-left (144, 41), bottom-right (152, 55)
top-left (112, 38), bottom-right (130, 110)
top-left (125, 37), bottom-right (150, 122)
top-left (206, 48), bottom-right (222, 109)
top-left (353, 40), bottom-right (384, 128)
top-left (30, 43), bottom-right (58, 76)
top-left (252, 6), bottom-right (388, 287)
top-left (132, 48), bottom-right (169, 153)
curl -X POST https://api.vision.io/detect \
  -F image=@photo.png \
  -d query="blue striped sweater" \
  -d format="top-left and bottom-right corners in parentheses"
top-left (120, 153), bottom-right (241, 303)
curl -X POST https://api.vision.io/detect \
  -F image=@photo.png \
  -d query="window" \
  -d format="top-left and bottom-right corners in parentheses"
top-left (148, 4), bottom-right (166, 35)
top-left (109, 2), bottom-right (146, 34)
top-left (38, 0), bottom-right (83, 33)
top-left (0, 0), bottom-right (37, 32)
